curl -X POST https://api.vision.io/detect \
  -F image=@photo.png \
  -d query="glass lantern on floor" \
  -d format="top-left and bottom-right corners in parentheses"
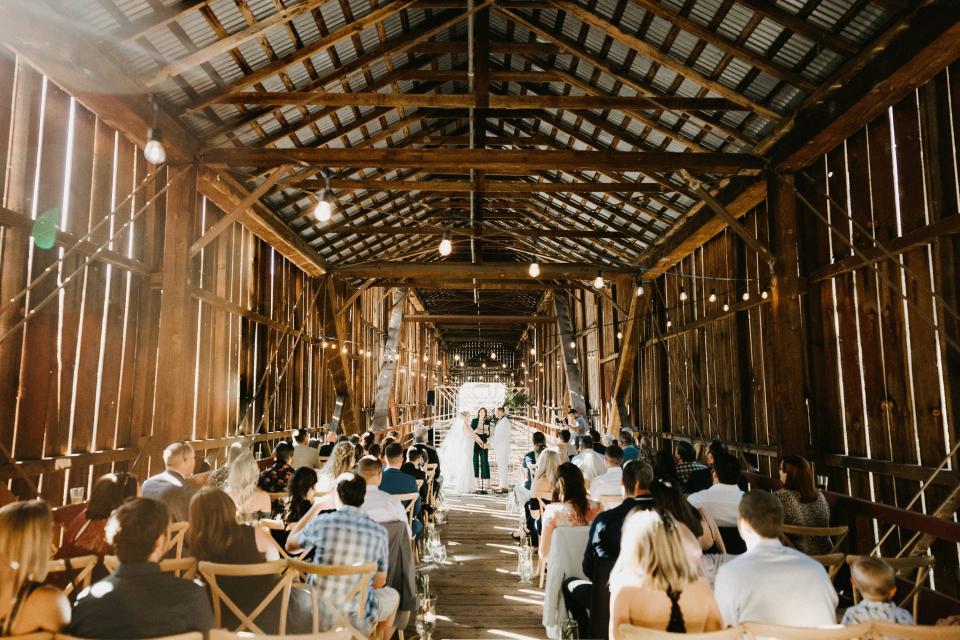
top-left (427, 527), bottom-right (447, 563)
top-left (517, 545), bottom-right (535, 584)
top-left (416, 596), bottom-right (437, 640)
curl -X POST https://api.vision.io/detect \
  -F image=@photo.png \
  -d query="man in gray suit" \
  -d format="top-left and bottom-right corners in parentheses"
top-left (141, 441), bottom-right (197, 522)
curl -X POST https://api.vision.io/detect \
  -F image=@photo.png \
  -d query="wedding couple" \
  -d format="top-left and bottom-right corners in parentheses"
top-left (438, 407), bottom-right (512, 494)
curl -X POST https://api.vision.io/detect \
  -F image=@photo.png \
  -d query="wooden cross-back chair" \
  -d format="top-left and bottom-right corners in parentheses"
top-left (424, 465), bottom-right (437, 518)
top-left (165, 521), bottom-right (190, 559)
top-left (530, 489), bottom-right (553, 588)
top-left (198, 560), bottom-right (294, 635)
top-left (287, 559), bottom-right (378, 640)
top-left (780, 524), bottom-right (849, 554)
top-left (209, 629), bottom-right (351, 640)
top-left (56, 633), bottom-right (204, 640)
top-left (869, 621), bottom-right (960, 639)
top-left (599, 494), bottom-right (623, 509)
top-left (103, 555), bottom-right (198, 580)
top-left (740, 622), bottom-right (873, 639)
top-left (845, 554), bottom-right (936, 621)
top-left (46, 555), bottom-right (97, 597)
top-left (810, 553), bottom-right (846, 579)
top-left (391, 491), bottom-right (421, 560)
top-left (619, 625), bottom-right (745, 640)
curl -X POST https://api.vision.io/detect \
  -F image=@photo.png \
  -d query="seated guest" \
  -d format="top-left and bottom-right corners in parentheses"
top-left (189, 488), bottom-right (309, 633)
top-left (558, 429), bottom-right (578, 462)
top-left (714, 491), bottom-right (838, 628)
top-left (609, 510), bottom-right (723, 639)
top-left (540, 463), bottom-right (604, 557)
top-left (523, 431), bottom-right (547, 490)
top-left (353, 442), bottom-right (365, 464)
top-left (284, 467), bottom-right (320, 526)
top-left (209, 441), bottom-right (246, 489)
top-left (572, 435), bottom-right (606, 481)
top-left (413, 427), bottom-right (442, 495)
top-left (318, 441), bottom-right (356, 492)
top-left (292, 428), bottom-right (321, 469)
top-left (57, 472), bottom-right (138, 559)
top-left (401, 448), bottom-right (429, 504)
top-left (653, 449), bottom-right (680, 485)
top-left (776, 455), bottom-right (831, 554)
top-left (638, 436), bottom-right (655, 463)
top-left (287, 473), bottom-right (399, 640)
top-left (70, 498), bottom-right (213, 638)
top-left (318, 430), bottom-right (338, 457)
top-left (258, 442), bottom-right (295, 493)
top-left (675, 441), bottom-right (708, 488)
top-left (565, 461), bottom-right (655, 637)
top-left (619, 430), bottom-right (640, 462)
top-left (141, 440), bottom-right (197, 521)
top-left (686, 453), bottom-right (744, 528)
top-left (310, 428), bottom-right (326, 449)
top-left (226, 451), bottom-right (273, 522)
top-left (650, 479), bottom-right (725, 553)
top-left (524, 449), bottom-right (561, 546)
top-left (361, 431), bottom-right (377, 450)
top-left (368, 443), bottom-right (382, 464)
top-left (590, 444), bottom-right (624, 499)
top-left (0, 501), bottom-right (70, 634)
top-left (380, 443), bottom-right (423, 538)
top-left (356, 456), bottom-right (410, 532)
top-left (589, 429), bottom-right (607, 455)
top-left (349, 434), bottom-right (361, 446)
top-left (842, 557), bottom-right (914, 625)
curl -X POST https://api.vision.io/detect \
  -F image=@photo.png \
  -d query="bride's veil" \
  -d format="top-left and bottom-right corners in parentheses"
top-left (437, 410), bottom-right (476, 493)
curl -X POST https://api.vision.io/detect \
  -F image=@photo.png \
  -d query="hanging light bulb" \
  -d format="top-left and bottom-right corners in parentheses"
top-left (314, 190), bottom-right (334, 222)
top-left (722, 299), bottom-right (730, 312)
top-left (636, 284), bottom-right (644, 297)
top-left (501, 363), bottom-right (506, 369)
top-left (529, 259), bottom-right (541, 278)
top-left (143, 96), bottom-right (166, 165)
top-left (491, 351), bottom-right (497, 360)
top-left (529, 347), bottom-right (536, 355)
top-left (742, 291), bottom-right (751, 301)
top-left (438, 230), bottom-right (453, 256)
top-left (761, 290), bottom-right (769, 300)
top-left (708, 289), bottom-right (718, 303)
top-left (593, 270), bottom-right (605, 289)
top-left (569, 340), bottom-right (576, 349)
top-left (341, 344), bottom-right (348, 354)
top-left (679, 287), bottom-right (688, 302)
top-left (616, 331), bottom-right (623, 340)
top-left (666, 320), bottom-right (673, 328)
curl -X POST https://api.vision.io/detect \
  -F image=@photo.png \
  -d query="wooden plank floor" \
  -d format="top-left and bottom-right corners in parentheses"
top-left (422, 492), bottom-right (547, 640)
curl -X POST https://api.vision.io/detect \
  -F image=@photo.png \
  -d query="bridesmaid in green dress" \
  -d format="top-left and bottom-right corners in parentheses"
top-left (470, 408), bottom-right (491, 489)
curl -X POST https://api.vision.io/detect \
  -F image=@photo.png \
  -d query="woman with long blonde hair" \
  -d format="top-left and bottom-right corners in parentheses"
top-left (609, 510), bottom-right (721, 639)
top-left (225, 451), bottom-right (272, 521)
top-left (0, 500), bottom-right (70, 634)
top-left (531, 449), bottom-right (560, 493)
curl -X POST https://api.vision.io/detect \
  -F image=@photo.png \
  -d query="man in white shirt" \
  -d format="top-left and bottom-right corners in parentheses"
top-left (686, 453), bottom-right (744, 527)
top-left (291, 428), bottom-right (321, 469)
top-left (356, 456), bottom-right (410, 534)
top-left (589, 444), bottom-right (624, 499)
top-left (714, 490), bottom-right (838, 628)
top-left (571, 435), bottom-right (606, 481)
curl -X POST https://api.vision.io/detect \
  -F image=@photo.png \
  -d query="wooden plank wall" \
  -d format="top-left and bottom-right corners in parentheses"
top-left (0, 54), bottom-right (440, 503)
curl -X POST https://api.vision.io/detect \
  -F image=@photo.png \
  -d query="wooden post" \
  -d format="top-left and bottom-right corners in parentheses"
top-left (324, 278), bottom-right (360, 434)
top-left (554, 291), bottom-right (587, 416)
top-left (767, 172), bottom-right (809, 456)
top-left (372, 288), bottom-right (406, 430)
top-left (152, 164), bottom-right (199, 464)
top-left (607, 291), bottom-right (652, 433)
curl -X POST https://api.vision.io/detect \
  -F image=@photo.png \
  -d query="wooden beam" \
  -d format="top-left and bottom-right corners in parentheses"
top-left (333, 261), bottom-right (634, 279)
top-left (607, 292), bottom-right (650, 433)
top-left (336, 278), bottom-right (376, 316)
top-left (767, 173), bottom-right (809, 456)
top-left (323, 224), bottom-right (624, 238)
top-left (767, 1), bottom-right (960, 170)
top-left (376, 279), bottom-right (554, 290)
top-left (538, 0), bottom-right (782, 121)
top-left (372, 288), bottom-right (407, 430)
top-left (324, 278), bottom-right (361, 434)
top-left (202, 148), bottom-right (763, 173)
top-left (310, 178), bottom-right (664, 193)
top-left (403, 314), bottom-right (555, 323)
top-left (197, 169), bottom-right (326, 277)
top-left (411, 41), bottom-right (559, 54)
top-left (734, 0), bottom-right (858, 55)
top-left (145, 0), bottom-right (330, 87)
top-left (215, 92), bottom-right (741, 110)
top-left (554, 292), bottom-right (587, 416)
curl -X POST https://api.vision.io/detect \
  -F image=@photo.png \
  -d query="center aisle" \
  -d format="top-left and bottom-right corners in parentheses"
top-left (427, 492), bottom-right (547, 640)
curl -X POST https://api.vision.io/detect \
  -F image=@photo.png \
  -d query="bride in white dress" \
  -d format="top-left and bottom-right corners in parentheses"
top-left (437, 410), bottom-right (487, 494)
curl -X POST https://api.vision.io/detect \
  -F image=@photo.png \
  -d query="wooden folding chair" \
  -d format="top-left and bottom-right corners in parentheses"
top-left (103, 555), bottom-right (198, 580)
top-left (846, 554), bottom-right (936, 622)
top-left (198, 560), bottom-right (294, 635)
top-left (2, 634), bottom-right (53, 640)
top-left (56, 633), bottom-right (202, 640)
top-left (868, 621), bottom-right (960, 639)
top-left (287, 559), bottom-right (378, 640)
top-left (46, 555), bottom-right (97, 597)
top-left (530, 489), bottom-right (552, 588)
top-left (165, 521), bottom-right (190, 559)
top-left (208, 629), bottom-right (350, 640)
top-left (599, 494), bottom-right (623, 509)
top-left (741, 622), bottom-right (872, 639)
top-left (620, 625), bottom-right (743, 640)
top-left (392, 491), bottom-right (421, 560)
top-left (810, 553), bottom-right (846, 579)
top-left (781, 524), bottom-right (849, 554)
top-left (259, 518), bottom-right (310, 563)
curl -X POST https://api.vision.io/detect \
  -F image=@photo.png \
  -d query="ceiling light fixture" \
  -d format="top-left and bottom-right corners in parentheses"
top-left (438, 230), bottom-right (453, 256)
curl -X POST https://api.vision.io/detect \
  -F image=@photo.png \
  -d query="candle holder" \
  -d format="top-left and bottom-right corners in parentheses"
top-left (416, 596), bottom-right (437, 640)
top-left (517, 545), bottom-right (535, 584)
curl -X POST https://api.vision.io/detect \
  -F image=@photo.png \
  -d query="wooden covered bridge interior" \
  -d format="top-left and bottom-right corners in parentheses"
top-left (1, 0), bottom-right (960, 633)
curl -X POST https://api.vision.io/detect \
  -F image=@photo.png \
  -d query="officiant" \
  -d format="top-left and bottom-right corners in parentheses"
top-left (470, 407), bottom-right (491, 490)
top-left (491, 406), bottom-right (513, 493)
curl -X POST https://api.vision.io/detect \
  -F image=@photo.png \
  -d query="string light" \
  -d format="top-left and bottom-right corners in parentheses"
top-left (761, 290), bottom-right (769, 300)
top-left (593, 271), bottom-right (605, 289)
top-left (438, 230), bottom-right (453, 256)
top-left (666, 320), bottom-right (672, 328)
top-left (490, 351), bottom-right (497, 360)
top-left (742, 291), bottom-right (751, 301)
top-left (722, 298), bottom-right (730, 312)
top-left (708, 289), bottom-right (717, 303)
top-left (529, 347), bottom-right (536, 355)
top-left (679, 287), bottom-right (688, 301)
top-left (616, 331), bottom-right (623, 339)
top-left (636, 284), bottom-right (644, 296)
top-left (569, 341), bottom-right (576, 349)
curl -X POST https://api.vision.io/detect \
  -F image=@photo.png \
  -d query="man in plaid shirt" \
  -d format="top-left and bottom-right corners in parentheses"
top-left (675, 441), bottom-right (708, 487)
top-left (287, 473), bottom-right (400, 640)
